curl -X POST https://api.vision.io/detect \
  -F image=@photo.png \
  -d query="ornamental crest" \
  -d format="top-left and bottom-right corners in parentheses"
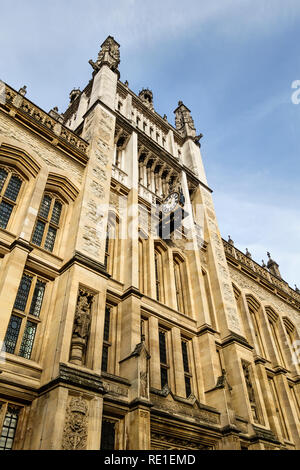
top-left (62, 397), bottom-right (88, 450)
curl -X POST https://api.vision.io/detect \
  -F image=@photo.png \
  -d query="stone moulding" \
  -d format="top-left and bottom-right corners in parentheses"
top-left (1, 84), bottom-right (89, 164)
top-left (223, 239), bottom-right (300, 311)
top-left (39, 363), bottom-right (107, 395)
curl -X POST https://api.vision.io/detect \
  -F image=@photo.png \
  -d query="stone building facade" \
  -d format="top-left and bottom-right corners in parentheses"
top-left (0, 36), bottom-right (299, 451)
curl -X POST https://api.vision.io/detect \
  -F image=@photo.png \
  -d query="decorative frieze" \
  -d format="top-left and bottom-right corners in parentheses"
top-left (2, 84), bottom-right (89, 156)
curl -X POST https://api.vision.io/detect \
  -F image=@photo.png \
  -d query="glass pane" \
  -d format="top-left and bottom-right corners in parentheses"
top-left (160, 366), bottom-right (168, 389)
top-left (19, 321), bottom-right (37, 359)
top-left (4, 175), bottom-right (22, 202)
top-left (100, 421), bottom-right (115, 450)
top-left (0, 407), bottom-right (20, 450)
top-left (14, 274), bottom-right (33, 311)
top-left (159, 331), bottom-right (167, 364)
top-left (181, 341), bottom-right (190, 373)
top-left (39, 195), bottom-right (52, 219)
top-left (29, 280), bottom-right (46, 317)
top-left (50, 200), bottom-right (62, 225)
top-left (32, 220), bottom-right (46, 246)
top-left (103, 307), bottom-right (111, 342)
top-left (4, 316), bottom-right (22, 354)
top-left (44, 226), bottom-right (57, 252)
top-left (185, 376), bottom-right (191, 398)
top-left (101, 345), bottom-right (109, 372)
top-left (0, 168), bottom-right (8, 192)
top-left (0, 201), bottom-right (13, 229)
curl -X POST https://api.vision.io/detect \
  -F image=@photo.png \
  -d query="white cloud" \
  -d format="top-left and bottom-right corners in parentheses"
top-left (213, 191), bottom-right (300, 287)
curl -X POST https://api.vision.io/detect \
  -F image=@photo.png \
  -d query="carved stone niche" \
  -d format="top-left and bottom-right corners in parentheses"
top-left (62, 395), bottom-right (89, 450)
top-left (69, 289), bottom-right (94, 366)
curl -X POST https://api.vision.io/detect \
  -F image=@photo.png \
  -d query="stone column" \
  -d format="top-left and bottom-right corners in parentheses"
top-left (170, 327), bottom-right (186, 397)
top-left (148, 316), bottom-right (161, 389)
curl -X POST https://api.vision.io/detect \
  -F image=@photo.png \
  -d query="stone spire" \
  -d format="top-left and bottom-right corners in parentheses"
top-left (89, 36), bottom-right (120, 75)
top-left (174, 101), bottom-right (203, 146)
top-left (267, 252), bottom-right (281, 279)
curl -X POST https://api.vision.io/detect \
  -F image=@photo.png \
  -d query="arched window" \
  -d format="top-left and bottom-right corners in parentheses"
top-left (139, 238), bottom-right (144, 294)
top-left (266, 307), bottom-right (286, 368)
top-left (31, 193), bottom-right (63, 253)
top-left (246, 296), bottom-right (266, 358)
top-left (4, 270), bottom-right (47, 360)
top-left (173, 256), bottom-right (185, 314)
top-left (155, 249), bottom-right (166, 302)
top-left (0, 166), bottom-right (23, 230)
top-left (104, 213), bottom-right (119, 278)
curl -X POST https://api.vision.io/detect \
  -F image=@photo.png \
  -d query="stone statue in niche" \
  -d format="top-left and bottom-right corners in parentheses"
top-left (70, 290), bottom-right (94, 366)
top-left (62, 396), bottom-right (88, 450)
top-left (242, 362), bottom-right (260, 424)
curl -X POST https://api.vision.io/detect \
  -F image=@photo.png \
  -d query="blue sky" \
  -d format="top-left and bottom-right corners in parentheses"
top-left (0, 0), bottom-right (299, 287)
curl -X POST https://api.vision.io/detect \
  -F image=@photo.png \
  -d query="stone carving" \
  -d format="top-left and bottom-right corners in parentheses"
top-left (174, 101), bottom-right (196, 138)
top-left (18, 85), bottom-right (27, 96)
top-left (89, 36), bottom-right (120, 73)
top-left (70, 290), bottom-right (94, 366)
top-left (242, 362), bottom-right (260, 424)
top-left (62, 396), bottom-right (88, 450)
top-left (0, 114), bottom-right (84, 185)
top-left (151, 432), bottom-right (211, 450)
top-left (267, 252), bottom-right (281, 279)
top-left (139, 89), bottom-right (154, 111)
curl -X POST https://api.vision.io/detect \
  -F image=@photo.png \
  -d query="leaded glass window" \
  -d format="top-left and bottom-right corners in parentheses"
top-left (32, 193), bottom-right (64, 253)
top-left (14, 274), bottom-right (33, 311)
top-left (29, 280), bottom-right (46, 317)
top-left (181, 339), bottom-right (193, 398)
top-left (102, 306), bottom-right (112, 373)
top-left (159, 329), bottom-right (168, 389)
top-left (19, 322), bottom-right (37, 359)
top-left (4, 272), bottom-right (47, 360)
top-left (100, 420), bottom-right (115, 450)
top-left (0, 167), bottom-right (23, 230)
top-left (4, 316), bottom-right (22, 354)
top-left (0, 405), bottom-right (20, 450)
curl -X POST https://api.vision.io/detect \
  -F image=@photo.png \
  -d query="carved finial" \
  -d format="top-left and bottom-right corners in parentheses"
top-left (295, 284), bottom-right (300, 293)
top-left (89, 36), bottom-right (120, 75)
top-left (267, 252), bottom-right (281, 279)
top-left (245, 248), bottom-right (252, 258)
top-left (69, 88), bottom-right (81, 103)
top-left (228, 235), bottom-right (234, 246)
top-left (262, 260), bottom-right (267, 268)
top-left (174, 100), bottom-right (198, 139)
top-left (139, 88), bottom-right (154, 110)
top-left (49, 106), bottom-right (63, 123)
top-left (194, 133), bottom-right (203, 147)
top-left (124, 80), bottom-right (129, 87)
top-left (163, 114), bottom-right (168, 121)
top-left (18, 85), bottom-right (27, 96)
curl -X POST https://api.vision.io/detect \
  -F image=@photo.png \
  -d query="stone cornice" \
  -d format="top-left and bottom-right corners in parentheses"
top-left (1, 84), bottom-right (89, 165)
top-left (60, 251), bottom-right (110, 278)
top-left (39, 363), bottom-right (107, 395)
top-left (223, 239), bottom-right (300, 313)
